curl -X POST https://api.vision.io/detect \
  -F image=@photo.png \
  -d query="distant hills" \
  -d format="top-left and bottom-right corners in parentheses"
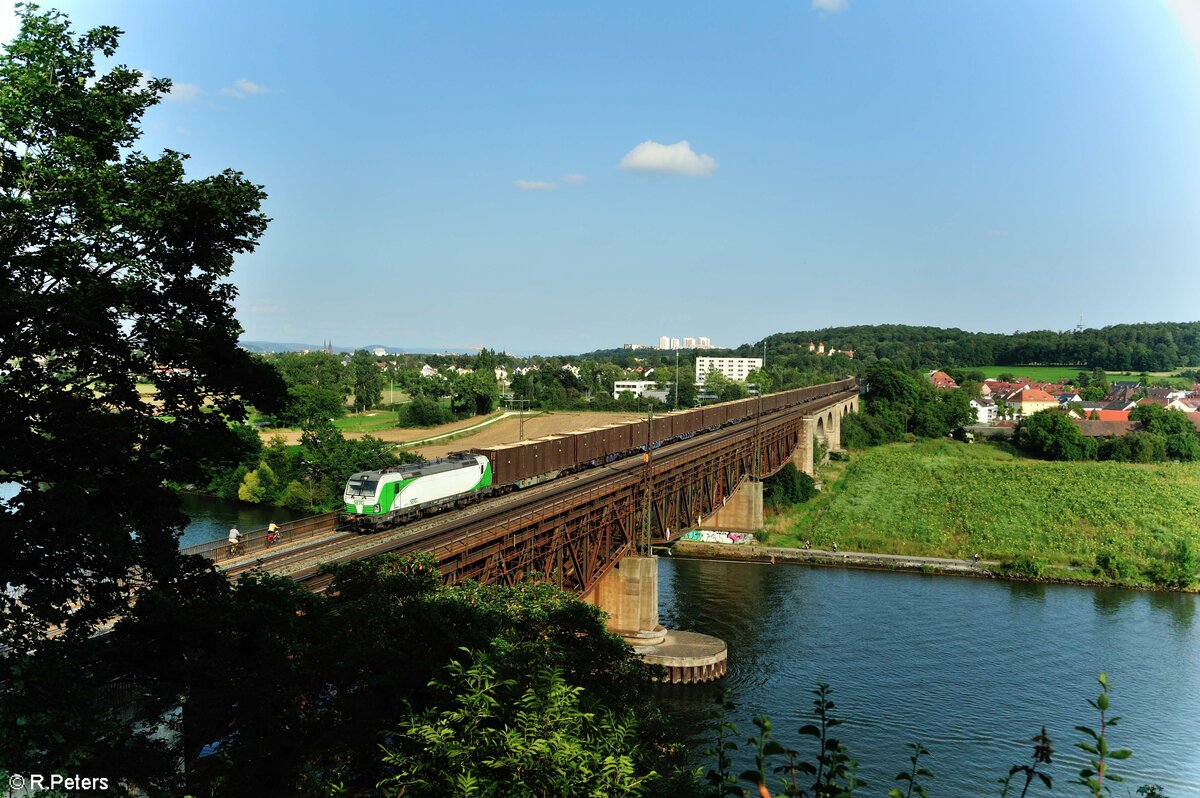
top-left (238, 341), bottom-right (492, 356)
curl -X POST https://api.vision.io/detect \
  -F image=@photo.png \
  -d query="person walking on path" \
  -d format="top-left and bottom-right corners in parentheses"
top-left (228, 527), bottom-right (242, 556)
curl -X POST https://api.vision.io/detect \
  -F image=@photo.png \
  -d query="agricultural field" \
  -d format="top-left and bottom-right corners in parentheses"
top-left (972, 365), bottom-right (1193, 387)
top-left (769, 439), bottom-right (1200, 572)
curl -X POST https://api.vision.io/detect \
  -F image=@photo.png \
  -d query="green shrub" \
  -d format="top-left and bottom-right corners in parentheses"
top-left (999, 556), bottom-right (1047, 580)
top-left (399, 394), bottom-right (453, 427)
top-left (1094, 549), bottom-right (1137, 581)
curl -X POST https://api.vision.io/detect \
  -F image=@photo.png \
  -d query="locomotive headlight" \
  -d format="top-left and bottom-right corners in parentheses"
top-left (374, 504), bottom-right (380, 512)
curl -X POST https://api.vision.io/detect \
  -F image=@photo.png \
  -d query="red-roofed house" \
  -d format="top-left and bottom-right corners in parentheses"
top-left (1009, 389), bottom-right (1058, 418)
top-left (1096, 409), bottom-right (1131, 422)
top-left (929, 370), bottom-right (958, 389)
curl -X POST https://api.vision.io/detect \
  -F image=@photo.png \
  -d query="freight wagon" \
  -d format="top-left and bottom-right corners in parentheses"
top-left (341, 379), bottom-right (856, 532)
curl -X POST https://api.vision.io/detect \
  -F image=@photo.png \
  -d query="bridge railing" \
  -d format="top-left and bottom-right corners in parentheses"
top-left (181, 511), bottom-right (341, 564)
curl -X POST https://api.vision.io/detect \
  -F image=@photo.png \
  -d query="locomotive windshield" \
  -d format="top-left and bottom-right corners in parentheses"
top-left (347, 479), bottom-right (378, 496)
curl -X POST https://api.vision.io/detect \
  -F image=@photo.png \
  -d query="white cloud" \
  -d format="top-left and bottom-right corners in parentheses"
top-left (220, 78), bottom-right (269, 100)
top-left (618, 140), bottom-right (717, 178)
top-left (811, 0), bottom-right (848, 13)
top-left (514, 179), bottom-right (557, 191)
top-left (166, 82), bottom-right (201, 102)
top-left (561, 173), bottom-right (586, 185)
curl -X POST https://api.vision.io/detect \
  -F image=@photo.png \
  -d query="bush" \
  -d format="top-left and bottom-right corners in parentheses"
top-left (1094, 549), bottom-right (1137, 581)
top-left (1144, 539), bottom-right (1198, 589)
top-left (399, 395), bottom-right (454, 427)
top-left (999, 556), bottom-right (1047, 580)
top-left (764, 463), bottom-right (818, 508)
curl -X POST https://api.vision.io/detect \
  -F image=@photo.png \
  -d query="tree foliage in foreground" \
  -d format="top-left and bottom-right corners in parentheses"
top-left (0, 6), bottom-right (283, 644)
top-left (0, 553), bottom-right (680, 797)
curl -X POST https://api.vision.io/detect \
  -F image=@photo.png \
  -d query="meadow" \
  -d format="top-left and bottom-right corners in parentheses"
top-left (769, 439), bottom-right (1200, 576)
top-left (971, 365), bottom-right (1192, 387)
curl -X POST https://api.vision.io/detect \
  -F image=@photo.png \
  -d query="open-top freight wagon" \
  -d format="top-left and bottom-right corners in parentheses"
top-left (341, 379), bottom-right (855, 530)
top-left (471, 378), bottom-right (855, 490)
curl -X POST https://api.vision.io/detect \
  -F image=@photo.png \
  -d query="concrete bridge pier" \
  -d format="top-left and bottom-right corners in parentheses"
top-left (585, 555), bottom-right (727, 684)
top-left (699, 478), bottom-right (763, 532)
top-left (791, 416), bottom-right (816, 474)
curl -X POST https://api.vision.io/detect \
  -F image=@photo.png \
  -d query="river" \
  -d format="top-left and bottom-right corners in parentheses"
top-left (177, 493), bottom-right (310, 548)
top-left (176, 496), bottom-right (1200, 794)
top-left (656, 556), bottom-right (1200, 797)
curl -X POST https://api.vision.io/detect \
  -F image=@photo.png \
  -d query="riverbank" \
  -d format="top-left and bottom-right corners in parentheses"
top-left (669, 540), bottom-right (1200, 593)
top-left (763, 439), bottom-right (1200, 592)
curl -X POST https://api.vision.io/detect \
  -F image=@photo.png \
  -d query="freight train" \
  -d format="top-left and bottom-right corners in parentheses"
top-left (342, 378), bottom-right (855, 531)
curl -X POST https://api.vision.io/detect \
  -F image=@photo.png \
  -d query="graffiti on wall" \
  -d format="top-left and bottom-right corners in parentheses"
top-left (680, 530), bottom-right (756, 545)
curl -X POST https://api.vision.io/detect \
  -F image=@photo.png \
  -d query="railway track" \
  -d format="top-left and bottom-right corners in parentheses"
top-left (223, 388), bottom-right (857, 592)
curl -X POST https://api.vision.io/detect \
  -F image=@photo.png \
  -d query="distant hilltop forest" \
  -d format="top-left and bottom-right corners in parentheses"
top-left (738, 322), bottom-right (1200, 373)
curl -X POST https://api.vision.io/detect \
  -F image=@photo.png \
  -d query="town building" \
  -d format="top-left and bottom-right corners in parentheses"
top-left (659, 336), bottom-right (671, 350)
top-left (698, 337), bottom-right (711, 349)
top-left (613, 380), bottom-right (659, 399)
top-left (695, 356), bottom-right (763, 385)
top-left (929, 371), bottom-right (958, 389)
top-left (970, 397), bottom-right (997, 425)
top-left (1008, 388), bottom-right (1059, 418)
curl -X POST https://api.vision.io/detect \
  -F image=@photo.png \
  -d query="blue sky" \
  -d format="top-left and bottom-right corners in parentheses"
top-left (5, 1), bottom-right (1200, 354)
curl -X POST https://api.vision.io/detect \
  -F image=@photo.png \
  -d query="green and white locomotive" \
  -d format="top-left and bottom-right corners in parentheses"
top-left (342, 452), bottom-right (492, 530)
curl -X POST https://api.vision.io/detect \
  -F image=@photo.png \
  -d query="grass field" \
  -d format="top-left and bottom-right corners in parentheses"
top-left (769, 440), bottom-right (1200, 576)
top-left (972, 365), bottom-right (1192, 387)
top-left (334, 411), bottom-right (402, 433)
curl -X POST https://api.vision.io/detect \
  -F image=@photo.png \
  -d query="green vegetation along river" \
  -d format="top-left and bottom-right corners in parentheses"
top-left (771, 440), bottom-right (1200, 588)
top-left (657, 556), bottom-right (1200, 797)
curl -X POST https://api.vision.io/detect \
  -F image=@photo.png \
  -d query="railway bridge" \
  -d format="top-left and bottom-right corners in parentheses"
top-left (206, 379), bottom-right (859, 680)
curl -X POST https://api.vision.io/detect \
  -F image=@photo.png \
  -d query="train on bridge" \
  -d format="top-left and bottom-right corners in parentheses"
top-left (342, 377), bottom-right (856, 531)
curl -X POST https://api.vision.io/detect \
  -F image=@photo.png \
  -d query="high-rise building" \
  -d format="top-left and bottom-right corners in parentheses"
top-left (695, 356), bottom-right (763, 385)
top-left (670, 337), bottom-right (681, 350)
top-left (698, 336), bottom-right (711, 349)
top-left (682, 337), bottom-right (696, 349)
top-left (659, 336), bottom-right (671, 350)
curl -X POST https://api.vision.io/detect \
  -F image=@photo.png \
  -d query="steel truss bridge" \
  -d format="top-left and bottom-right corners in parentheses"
top-left (223, 382), bottom-right (859, 596)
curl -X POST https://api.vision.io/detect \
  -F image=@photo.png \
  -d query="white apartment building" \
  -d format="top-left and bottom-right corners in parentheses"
top-left (613, 380), bottom-right (659, 399)
top-left (658, 336), bottom-right (671, 350)
top-left (682, 337), bottom-right (696, 349)
top-left (670, 337), bottom-right (681, 350)
top-left (695, 356), bottom-right (763, 385)
top-left (698, 337), bottom-right (711, 349)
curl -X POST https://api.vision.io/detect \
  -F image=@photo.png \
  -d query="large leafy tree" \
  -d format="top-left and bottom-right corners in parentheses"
top-left (0, 7), bottom-right (283, 644)
top-left (348, 348), bottom-right (384, 411)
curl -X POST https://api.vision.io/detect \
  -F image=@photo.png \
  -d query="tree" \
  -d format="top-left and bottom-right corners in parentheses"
top-left (1014, 411), bottom-right (1094, 461)
top-left (667, 368), bottom-right (697, 409)
top-left (1129, 404), bottom-right (1200, 461)
top-left (0, 7), bottom-right (284, 643)
top-left (745, 367), bottom-right (773, 393)
top-left (450, 368), bottom-right (500, 416)
top-left (379, 652), bottom-right (658, 798)
top-left (349, 349), bottom-right (384, 411)
top-left (404, 393), bottom-right (454, 426)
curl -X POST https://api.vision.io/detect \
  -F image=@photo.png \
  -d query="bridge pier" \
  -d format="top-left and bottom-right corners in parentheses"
top-left (792, 416), bottom-right (816, 474)
top-left (699, 478), bottom-right (763, 532)
top-left (585, 555), bottom-right (727, 684)
top-left (589, 555), bottom-right (666, 646)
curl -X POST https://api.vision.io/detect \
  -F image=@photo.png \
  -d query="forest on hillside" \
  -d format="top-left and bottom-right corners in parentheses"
top-left (727, 322), bottom-right (1200, 372)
